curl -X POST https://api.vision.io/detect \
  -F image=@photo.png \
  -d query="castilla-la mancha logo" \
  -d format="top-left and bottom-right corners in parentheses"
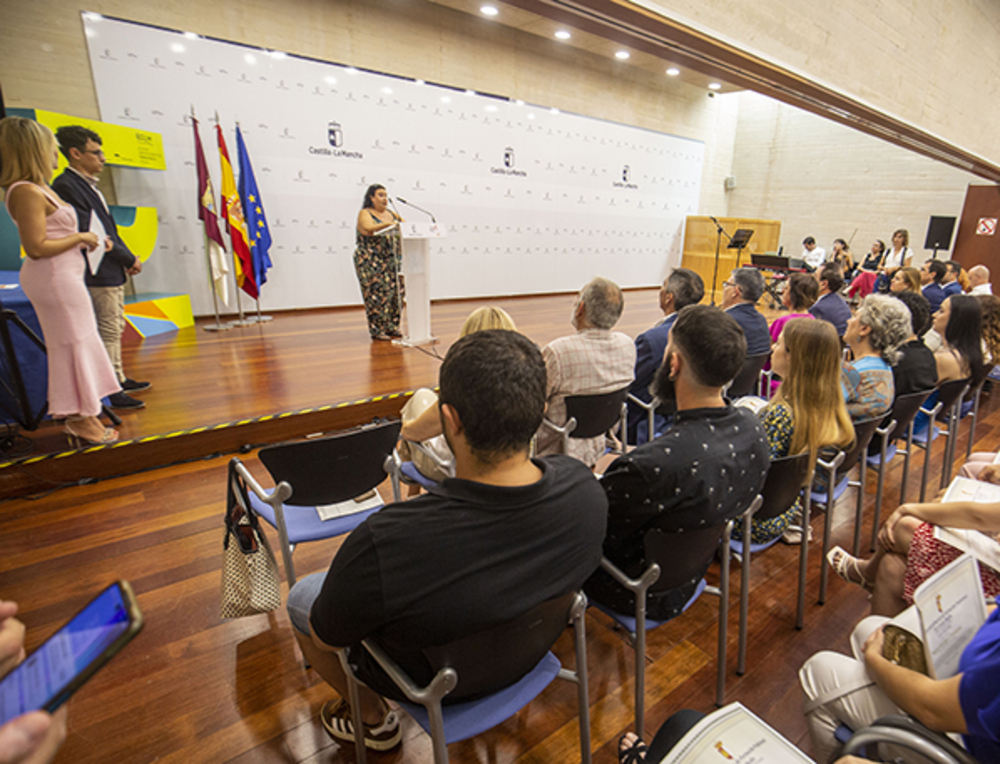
top-left (491, 146), bottom-right (527, 177)
top-left (613, 163), bottom-right (638, 190)
top-left (309, 120), bottom-right (362, 159)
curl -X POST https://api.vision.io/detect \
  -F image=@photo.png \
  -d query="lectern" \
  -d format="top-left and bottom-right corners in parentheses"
top-left (395, 221), bottom-right (446, 347)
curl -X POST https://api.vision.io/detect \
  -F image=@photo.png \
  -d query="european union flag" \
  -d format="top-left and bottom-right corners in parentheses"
top-left (236, 127), bottom-right (273, 291)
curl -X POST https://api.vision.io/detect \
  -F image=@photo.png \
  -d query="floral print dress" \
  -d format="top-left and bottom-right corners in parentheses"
top-left (354, 210), bottom-right (401, 338)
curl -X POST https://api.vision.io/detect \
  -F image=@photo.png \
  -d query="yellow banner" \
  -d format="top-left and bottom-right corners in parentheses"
top-left (33, 109), bottom-right (166, 171)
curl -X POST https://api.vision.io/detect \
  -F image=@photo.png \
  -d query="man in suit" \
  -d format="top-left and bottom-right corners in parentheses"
top-left (719, 266), bottom-right (771, 354)
top-left (809, 263), bottom-right (852, 336)
top-left (52, 126), bottom-right (149, 410)
top-left (919, 258), bottom-right (947, 312)
top-left (942, 260), bottom-right (963, 297)
top-left (626, 267), bottom-right (704, 443)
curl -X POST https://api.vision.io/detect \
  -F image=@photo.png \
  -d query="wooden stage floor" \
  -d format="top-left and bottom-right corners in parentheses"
top-left (2, 290), bottom-right (999, 763)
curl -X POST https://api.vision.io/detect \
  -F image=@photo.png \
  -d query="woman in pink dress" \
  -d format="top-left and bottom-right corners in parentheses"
top-left (0, 117), bottom-right (120, 445)
top-left (764, 272), bottom-right (817, 395)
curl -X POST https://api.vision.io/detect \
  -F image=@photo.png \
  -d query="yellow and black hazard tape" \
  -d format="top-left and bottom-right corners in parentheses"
top-left (0, 389), bottom-right (421, 471)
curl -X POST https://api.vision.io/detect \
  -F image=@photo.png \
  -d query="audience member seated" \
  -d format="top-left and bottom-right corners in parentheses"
top-left (801, 236), bottom-right (826, 272)
top-left (828, 499), bottom-right (1000, 617)
top-left (626, 268), bottom-right (704, 443)
top-left (919, 258), bottom-right (947, 313)
top-left (732, 318), bottom-right (854, 545)
top-left (285, 330), bottom-right (607, 751)
top-left (978, 293), bottom-right (1000, 367)
top-left (889, 265), bottom-right (920, 294)
top-left (970, 264), bottom-right (993, 295)
top-left (0, 600), bottom-right (68, 764)
top-left (913, 294), bottom-right (985, 433)
top-left (847, 239), bottom-right (886, 300)
top-left (961, 453), bottom-right (1000, 483)
top-left (765, 272), bottom-right (817, 395)
top-left (399, 306), bottom-right (517, 482)
top-left (830, 238), bottom-right (855, 280)
top-left (942, 259), bottom-right (964, 297)
top-left (842, 295), bottom-right (909, 420)
top-left (585, 305), bottom-right (769, 620)
top-left (809, 263), bottom-right (852, 336)
top-left (535, 277), bottom-right (635, 466)
top-left (800, 604), bottom-right (1000, 764)
top-left (957, 264), bottom-right (972, 293)
top-left (719, 266), bottom-right (771, 355)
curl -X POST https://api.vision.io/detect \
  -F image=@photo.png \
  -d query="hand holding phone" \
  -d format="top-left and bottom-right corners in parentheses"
top-left (0, 582), bottom-right (143, 727)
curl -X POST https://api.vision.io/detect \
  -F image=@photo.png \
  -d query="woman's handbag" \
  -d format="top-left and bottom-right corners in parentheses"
top-left (220, 458), bottom-right (282, 618)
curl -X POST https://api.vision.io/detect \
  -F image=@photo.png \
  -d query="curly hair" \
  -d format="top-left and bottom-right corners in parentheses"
top-left (856, 294), bottom-right (911, 364)
top-left (977, 295), bottom-right (1000, 365)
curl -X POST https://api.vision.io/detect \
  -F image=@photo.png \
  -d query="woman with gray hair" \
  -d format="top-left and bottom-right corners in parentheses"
top-left (841, 295), bottom-right (910, 419)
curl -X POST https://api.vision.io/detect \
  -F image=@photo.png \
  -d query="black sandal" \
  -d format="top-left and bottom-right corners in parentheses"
top-left (618, 733), bottom-right (648, 764)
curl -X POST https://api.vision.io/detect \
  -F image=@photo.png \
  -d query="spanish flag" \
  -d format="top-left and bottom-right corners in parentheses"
top-left (216, 124), bottom-right (258, 300)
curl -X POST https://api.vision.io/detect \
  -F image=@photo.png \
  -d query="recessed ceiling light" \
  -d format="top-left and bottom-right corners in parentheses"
top-left (465, 89), bottom-right (476, 95)
top-left (708, 82), bottom-right (722, 90)
top-left (550, 107), bottom-right (560, 114)
top-left (345, 67), bottom-right (358, 75)
top-left (485, 105), bottom-right (497, 112)
top-left (480, 5), bottom-right (499, 16)
top-left (270, 50), bottom-right (286, 60)
top-left (171, 43), bottom-right (185, 53)
top-left (441, 96), bottom-right (451, 103)
top-left (527, 113), bottom-right (535, 120)
top-left (183, 31), bottom-right (199, 40)
top-left (666, 67), bottom-right (680, 76)
top-left (382, 87), bottom-right (392, 94)
top-left (514, 99), bottom-right (525, 106)
top-left (244, 53), bottom-right (257, 65)
top-left (555, 30), bottom-right (571, 40)
top-left (415, 79), bottom-right (425, 85)
top-left (615, 50), bottom-right (630, 60)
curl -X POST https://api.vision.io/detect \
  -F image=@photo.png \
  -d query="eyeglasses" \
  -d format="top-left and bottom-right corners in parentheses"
top-left (723, 281), bottom-right (735, 287)
top-left (81, 149), bottom-right (105, 158)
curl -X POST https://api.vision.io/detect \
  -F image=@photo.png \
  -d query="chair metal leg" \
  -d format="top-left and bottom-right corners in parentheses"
top-left (426, 700), bottom-right (450, 764)
top-left (339, 651), bottom-right (369, 764)
top-left (571, 596), bottom-right (592, 764)
top-left (633, 591), bottom-right (647, 736)
top-left (966, 387), bottom-right (982, 460)
top-left (715, 521), bottom-right (731, 707)
top-left (919, 431), bottom-right (933, 503)
top-left (871, 432), bottom-right (888, 553)
top-left (942, 403), bottom-right (961, 488)
top-left (899, 421), bottom-right (915, 506)
top-left (796, 489), bottom-right (811, 629)
top-left (851, 458), bottom-right (867, 557)
top-left (818, 465), bottom-right (836, 605)
top-left (737, 514), bottom-right (751, 676)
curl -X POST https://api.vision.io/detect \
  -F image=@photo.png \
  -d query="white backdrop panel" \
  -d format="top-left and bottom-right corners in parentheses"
top-left (84, 15), bottom-right (704, 314)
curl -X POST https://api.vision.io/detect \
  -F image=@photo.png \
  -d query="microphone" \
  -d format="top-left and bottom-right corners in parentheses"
top-left (396, 196), bottom-right (436, 223)
top-left (388, 195), bottom-right (402, 217)
top-left (709, 215), bottom-right (720, 226)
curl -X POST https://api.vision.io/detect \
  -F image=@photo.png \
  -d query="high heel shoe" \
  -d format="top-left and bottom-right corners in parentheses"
top-left (64, 425), bottom-right (119, 448)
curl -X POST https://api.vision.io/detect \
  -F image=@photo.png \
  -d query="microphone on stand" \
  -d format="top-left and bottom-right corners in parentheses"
top-left (388, 195), bottom-right (402, 218)
top-left (396, 196), bottom-right (436, 223)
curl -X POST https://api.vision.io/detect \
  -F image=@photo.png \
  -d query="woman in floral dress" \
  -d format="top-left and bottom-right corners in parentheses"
top-left (354, 184), bottom-right (402, 340)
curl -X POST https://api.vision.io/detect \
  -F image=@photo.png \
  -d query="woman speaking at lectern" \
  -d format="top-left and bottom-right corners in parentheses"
top-left (355, 183), bottom-right (403, 341)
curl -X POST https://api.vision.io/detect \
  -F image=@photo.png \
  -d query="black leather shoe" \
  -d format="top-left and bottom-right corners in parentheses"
top-left (121, 378), bottom-right (151, 392)
top-left (108, 392), bottom-right (145, 410)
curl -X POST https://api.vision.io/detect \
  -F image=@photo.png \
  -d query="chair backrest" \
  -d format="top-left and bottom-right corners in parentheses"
top-left (643, 523), bottom-right (727, 593)
top-left (258, 420), bottom-right (401, 506)
top-left (838, 416), bottom-right (882, 478)
top-left (757, 452), bottom-right (811, 523)
top-left (885, 389), bottom-right (933, 441)
top-left (564, 386), bottom-right (629, 439)
top-left (420, 590), bottom-right (577, 700)
top-left (727, 352), bottom-right (770, 398)
top-left (934, 377), bottom-right (972, 419)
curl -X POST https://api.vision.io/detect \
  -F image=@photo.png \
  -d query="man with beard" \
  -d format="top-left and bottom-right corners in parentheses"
top-left (285, 330), bottom-right (607, 752)
top-left (585, 305), bottom-right (770, 620)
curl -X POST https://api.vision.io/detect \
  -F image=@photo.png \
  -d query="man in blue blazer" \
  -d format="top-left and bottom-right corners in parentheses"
top-left (809, 264), bottom-right (852, 336)
top-left (53, 126), bottom-right (149, 410)
top-left (626, 268), bottom-right (703, 443)
top-left (942, 260), bottom-right (963, 297)
top-left (920, 259), bottom-right (947, 313)
top-left (720, 267), bottom-right (771, 355)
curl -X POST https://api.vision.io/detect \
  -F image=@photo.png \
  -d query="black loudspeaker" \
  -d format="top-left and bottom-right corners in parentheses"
top-left (924, 216), bottom-right (956, 253)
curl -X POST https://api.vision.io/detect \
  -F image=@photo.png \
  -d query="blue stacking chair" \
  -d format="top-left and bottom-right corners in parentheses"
top-left (842, 715), bottom-right (980, 763)
top-left (235, 419), bottom-right (401, 586)
top-left (911, 378), bottom-right (970, 499)
top-left (340, 591), bottom-right (591, 764)
top-left (592, 516), bottom-right (739, 733)
top-left (542, 386), bottom-right (629, 452)
top-left (812, 417), bottom-right (881, 606)
top-left (961, 364), bottom-right (993, 459)
top-left (731, 453), bottom-right (811, 671)
top-left (865, 390), bottom-right (933, 551)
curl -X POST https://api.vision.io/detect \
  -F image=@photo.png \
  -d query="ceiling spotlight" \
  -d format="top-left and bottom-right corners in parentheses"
top-left (555, 30), bottom-right (571, 40)
top-left (183, 31), bottom-right (200, 40)
top-left (708, 82), bottom-right (722, 90)
top-left (615, 50), bottom-right (630, 60)
top-left (441, 96), bottom-right (451, 103)
top-left (270, 50), bottom-right (287, 60)
top-left (415, 78), bottom-right (425, 85)
top-left (666, 67), bottom-right (680, 76)
top-left (480, 5), bottom-right (499, 16)
top-left (382, 87), bottom-right (392, 94)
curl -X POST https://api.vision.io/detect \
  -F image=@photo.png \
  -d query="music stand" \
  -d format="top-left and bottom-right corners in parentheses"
top-left (728, 229), bottom-right (754, 268)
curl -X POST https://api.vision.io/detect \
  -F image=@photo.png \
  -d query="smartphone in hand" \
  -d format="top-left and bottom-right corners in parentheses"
top-left (0, 581), bottom-right (143, 725)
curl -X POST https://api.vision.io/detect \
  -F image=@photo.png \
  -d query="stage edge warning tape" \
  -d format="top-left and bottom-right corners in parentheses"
top-left (0, 389), bottom-right (421, 471)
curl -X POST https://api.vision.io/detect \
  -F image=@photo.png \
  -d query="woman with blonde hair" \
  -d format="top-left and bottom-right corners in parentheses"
top-left (0, 117), bottom-right (120, 445)
top-left (735, 318), bottom-right (854, 543)
top-left (888, 266), bottom-right (920, 294)
top-left (399, 307), bottom-right (517, 481)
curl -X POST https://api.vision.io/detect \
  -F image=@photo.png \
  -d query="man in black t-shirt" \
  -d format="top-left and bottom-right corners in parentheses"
top-left (586, 305), bottom-right (770, 620)
top-left (286, 330), bottom-right (607, 752)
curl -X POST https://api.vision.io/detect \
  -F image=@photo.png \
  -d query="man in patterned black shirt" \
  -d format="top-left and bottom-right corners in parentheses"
top-left (586, 304), bottom-right (770, 620)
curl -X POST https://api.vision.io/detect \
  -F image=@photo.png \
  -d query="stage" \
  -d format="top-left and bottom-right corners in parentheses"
top-left (0, 289), bottom-right (666, 498)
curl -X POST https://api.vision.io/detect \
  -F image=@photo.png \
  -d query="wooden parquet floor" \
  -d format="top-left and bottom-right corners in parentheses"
top-left (1, 290), bottom-right (997, 763)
